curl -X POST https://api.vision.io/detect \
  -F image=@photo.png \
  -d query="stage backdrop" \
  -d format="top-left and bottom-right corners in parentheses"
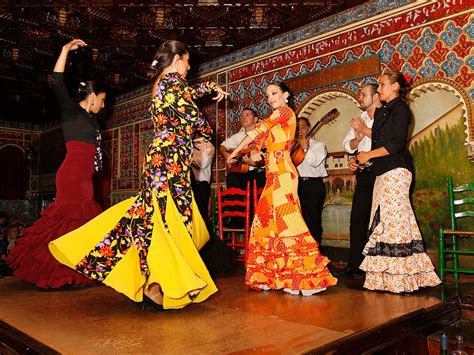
top-left (190, 0), bottom-right (473, 252)
top-left (1, 0), bottom-right (472, 255)
top-left (100, 0), bottom-right (474, 252)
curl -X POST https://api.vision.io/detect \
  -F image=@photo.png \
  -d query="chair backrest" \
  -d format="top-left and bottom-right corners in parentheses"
top-left (217, 182), bottom-right (252, 263)
top-left (217, 181), bottom-right (251, 234)
top-left (252, 182), bottom-right (264, 212)
top-left (448, 176), bottom-right (474, 229)
top-left (218, 183), bottom-right (250, 219)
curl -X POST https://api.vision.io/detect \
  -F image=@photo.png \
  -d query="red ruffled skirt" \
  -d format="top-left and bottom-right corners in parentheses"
top-left (8, 141), bottom-right (102, 288)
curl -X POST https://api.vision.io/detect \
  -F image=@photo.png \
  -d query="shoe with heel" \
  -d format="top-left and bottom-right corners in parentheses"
top-left (137, 284), bottom-right (164, 311)
top-left (139, 294), bottom-right (164, 311)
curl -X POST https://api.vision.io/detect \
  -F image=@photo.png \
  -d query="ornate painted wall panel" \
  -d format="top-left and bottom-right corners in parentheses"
top-left (203, 0), bottom-right (473, 249)
top-left (198, 0), bottom-right (413, 75)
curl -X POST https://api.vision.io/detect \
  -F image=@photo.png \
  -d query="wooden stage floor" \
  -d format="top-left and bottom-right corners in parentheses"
top-left (0, 272), bottom-right (446, 354)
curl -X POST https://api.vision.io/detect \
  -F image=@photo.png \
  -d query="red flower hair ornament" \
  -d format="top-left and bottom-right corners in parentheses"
top-left (403, 73), bottom-right (412, 84)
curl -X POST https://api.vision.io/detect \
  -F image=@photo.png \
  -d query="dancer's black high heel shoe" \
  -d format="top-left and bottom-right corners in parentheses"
top-left (136, 287), bottom-right (164, 311)
top-left (139, 294), bottom-right (164, 311)
top-left (136, 283), bottom-right (164, 311)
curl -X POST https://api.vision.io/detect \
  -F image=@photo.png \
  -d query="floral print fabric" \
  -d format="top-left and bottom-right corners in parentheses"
top-left (360, 168), bottom-right (441, 293)
top-left (75, 73), bottom-right (213, 281)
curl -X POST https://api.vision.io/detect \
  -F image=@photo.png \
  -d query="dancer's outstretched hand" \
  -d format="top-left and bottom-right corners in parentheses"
top-left (63, 39), bottom-right (87, 52)
top-left (55, 39), bottom-right (88, 73)
top-left (212, 84), bottom-right (229, 102)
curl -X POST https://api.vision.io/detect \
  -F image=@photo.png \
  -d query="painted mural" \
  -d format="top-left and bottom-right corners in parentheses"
top-left (407, 80), bottom-right (474, 250)
top-left (212, 1), bottom-right (473, 250)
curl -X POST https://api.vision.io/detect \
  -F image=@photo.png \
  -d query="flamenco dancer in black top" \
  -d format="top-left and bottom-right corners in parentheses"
top-left (8, 39), bottom-right (106, 288)
top-left (356, 70), bottom-right (440, 293)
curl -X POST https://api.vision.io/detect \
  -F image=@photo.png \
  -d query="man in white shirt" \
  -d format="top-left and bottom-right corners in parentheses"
top-left (192, 139), bottom-right (236, 276)
top-left (337, 83), bottom-right (381, 276)
top-left (219, 108), bottom-right (266, 191)
top-left (191, 138), bottom-right (215, 219)
top-left (296, 117), bottom-right (328, 247)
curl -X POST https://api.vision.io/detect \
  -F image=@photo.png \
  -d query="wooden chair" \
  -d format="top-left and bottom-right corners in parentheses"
top-left (217, 182), bottom-right (251, 264)
top-left (438, 176), bottom-right (474, 281)
top-left (209, 186), bottom-right (218, 235)
top-left (252, 182), bottom-right (264, 212)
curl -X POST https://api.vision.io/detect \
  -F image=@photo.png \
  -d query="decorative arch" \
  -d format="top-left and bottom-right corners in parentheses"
top-left (296, 87), bottom-right (358, 118)
top-left (331, 177), bottom-right (345, 194)
top-left (407, 77), bottom-right (473, 162)
top-left (0, 143), bottom-right (26, 154)
top-left (295, 87), bottom-right (360, 154)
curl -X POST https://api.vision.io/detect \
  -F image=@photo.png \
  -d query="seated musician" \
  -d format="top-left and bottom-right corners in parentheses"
top-left (219, 108), bottom-right (266, 191)
top-left (295, 117), bottom-right (328, 248)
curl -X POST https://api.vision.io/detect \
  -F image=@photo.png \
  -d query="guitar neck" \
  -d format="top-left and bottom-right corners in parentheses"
top-left (292, 121), bottom-right (321, 151)
top-left (293, 109), bottom-right (337, 152)
top-left (306, 121), bottom-right (322, 139)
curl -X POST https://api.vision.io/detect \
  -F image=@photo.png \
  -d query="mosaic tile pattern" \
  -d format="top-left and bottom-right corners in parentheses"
top-left (197, 0), bottom-right (412, 75)
top-left (216, 4), bottom-right (472, 182)
top-left (225, 12), bottom-right (472, 127)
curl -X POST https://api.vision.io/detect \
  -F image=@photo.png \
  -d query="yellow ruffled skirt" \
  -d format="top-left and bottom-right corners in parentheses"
top-left (49, 191), bottom-right (217, 309)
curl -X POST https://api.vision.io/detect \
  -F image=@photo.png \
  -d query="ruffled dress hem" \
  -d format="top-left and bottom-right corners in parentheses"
top-left (360, 253), bottom-right (441, 293)
top-left (8, 200), bottom-right (101, 288)
top-left (245, 235), bottom-right (337, 291)
top-left (49, 191), bottom-right (217, 309)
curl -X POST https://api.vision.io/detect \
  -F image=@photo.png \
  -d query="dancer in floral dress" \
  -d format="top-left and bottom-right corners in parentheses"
top-left (49, 40), bottom-right (228, 309)
top-left (356, 70), bottom-right (441, 293)
top-left (228, 82), bottom-right (337, 296)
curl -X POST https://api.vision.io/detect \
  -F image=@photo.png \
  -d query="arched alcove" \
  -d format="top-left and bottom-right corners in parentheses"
top-left (332, 177), bottom-right (345, 194)
top-left (0, 144), bottom-right (28, 199)
top-left (407, 77), bottom-right (473, 162)
top-left (406, 78), bottom-right (473, 248)
top-left (296, 88), bottom-right (359, 153)
top-left (296, 88), bottom-right (360, 242)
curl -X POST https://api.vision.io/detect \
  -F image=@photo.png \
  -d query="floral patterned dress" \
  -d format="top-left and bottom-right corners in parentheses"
top-left (49, 73), bottom-right (218, 309)
top-left (360, 168), bottom-right (441, 293)
top-left (245, 105), bottom-right (337, 292)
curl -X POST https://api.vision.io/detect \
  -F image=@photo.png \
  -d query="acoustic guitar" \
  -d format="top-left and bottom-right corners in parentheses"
top-left (291, 108), bottom-right (339, 166)
top-left (227, 147), bottom-right (266, 174)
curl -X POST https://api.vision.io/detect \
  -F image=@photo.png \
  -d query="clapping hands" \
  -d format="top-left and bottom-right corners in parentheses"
top-left (350, 116), bottom-right (366, 133)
